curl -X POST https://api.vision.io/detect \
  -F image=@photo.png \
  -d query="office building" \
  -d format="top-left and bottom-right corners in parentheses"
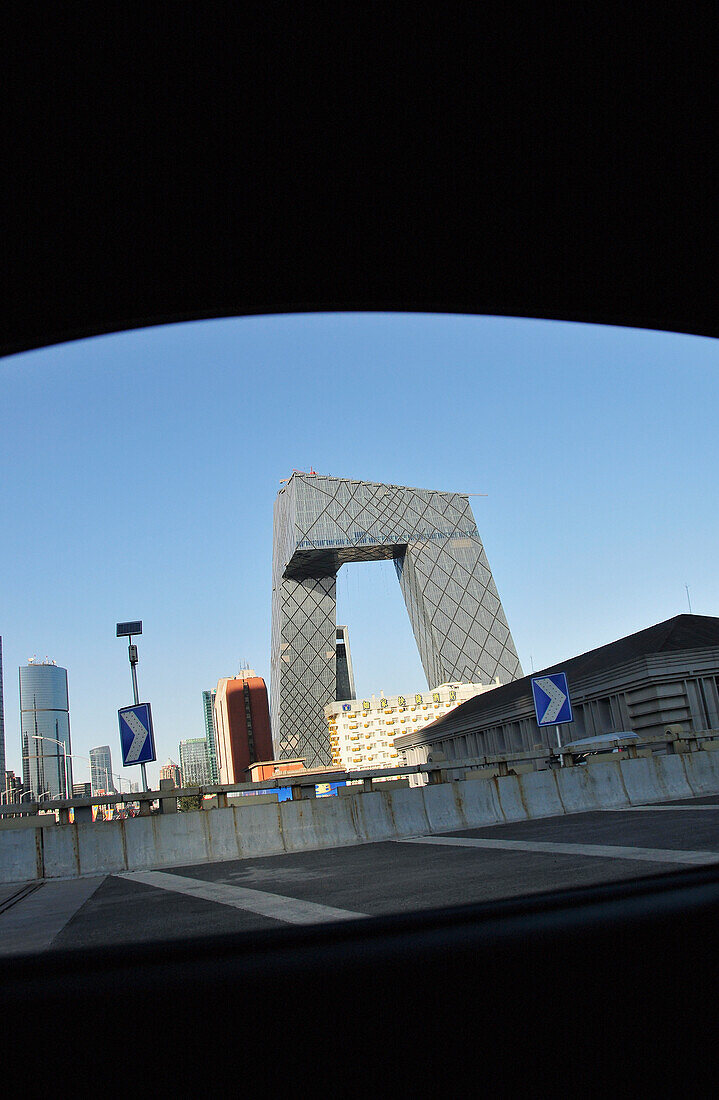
top-left (20, 658), bottom-right (73, 799)
top-left (326, 680), bottom-right (501, 774)
top-left (72, 782), bottom-right (92, 798)
top-left (4, 770), bottom-right (22, 804)
top-left (159, 760), bottom-right (182, 786)
top-left (271, 473), bottom-right (522, 768)
top-left (0, 636), bottom-right (6, 783)
top-left (89, 745), bottom-right (118, 795)
top-left (396, 615), bottom-right (719, 775)
top-left (202, 689), bottom-right (219, 783)
top-left (335, 626), bottom-right (355, 704)
top-left (179, 738), bottom-right (211, 785)
top-left (214, 671), bottom-right (273, 783)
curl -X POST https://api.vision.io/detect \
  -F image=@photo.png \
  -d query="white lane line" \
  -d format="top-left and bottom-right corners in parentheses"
top-left (118, 870), bottom-right (367, 924)
top-left (397, 836), bottom-right (719, 866)
top-left (603, 805), bottom-right (719, 811)
top-left (0, 877), bottom-right (106, 956)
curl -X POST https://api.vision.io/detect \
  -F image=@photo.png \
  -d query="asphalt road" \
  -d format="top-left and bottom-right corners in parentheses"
top-left (4, 793), bottom-right (719, 955)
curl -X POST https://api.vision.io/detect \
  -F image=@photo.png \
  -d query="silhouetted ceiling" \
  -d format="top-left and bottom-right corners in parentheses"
top-left (3, 10), bottom-right (716, 357)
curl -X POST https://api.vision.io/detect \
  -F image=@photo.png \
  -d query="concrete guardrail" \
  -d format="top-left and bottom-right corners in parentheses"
top-left (3, 737), bottom-right (719, 883)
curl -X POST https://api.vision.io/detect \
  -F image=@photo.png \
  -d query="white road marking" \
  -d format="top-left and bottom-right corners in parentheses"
top-left (533, 676), bottom-right (567, 723)
top-left (0, 877), bottom-right (106, 955)
top-left (118, 870), bottom-right (368, 924)
top-left (397, 836), bottom-right (719, 865)
top-left (122, 710), bottom-right (149, 762)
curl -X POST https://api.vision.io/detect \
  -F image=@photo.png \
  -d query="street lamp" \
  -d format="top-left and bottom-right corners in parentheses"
top-left (30, 734), bottom-right (72, 798)
top-left (19, 789), bottom-right (51, 801)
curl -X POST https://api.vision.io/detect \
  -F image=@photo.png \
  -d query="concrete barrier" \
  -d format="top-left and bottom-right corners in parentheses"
top-left (422, 783), bottom-right (467, 833)
top-left (235, 802), bottom-right (285, 858)
top-left (619, 758), bottom-right (666, 805)
top-left (6, 751), bottom-right (719, 883)
top-left (42, 823), bottom-right (80, 878)
top-left (495, 776), bottom-right (529, 822)
top-left (204, 807), bottom-right (242, 864)
top-left (459, 776), bottom-right (505, 827)
top-left (583, 760), bottom-right (630, 808)
top-left (78, 821), bottom-right (127, 877)
top-left (0, 826), bottom-right (43, 882)
top-left (517, 771), bottom-right (565, 818)
top-left (280, 796), bottom-right (358, 852)
top-left (382, 785), bottom-right (431, 837)
top-left (653, 755), bottom-right (694, 801)
top-left (349, 790), bottom-right (396, 841)
top-left (682, 750), bottom-right (719, 795)
top-left (556, 766), bottom-right (602, 813)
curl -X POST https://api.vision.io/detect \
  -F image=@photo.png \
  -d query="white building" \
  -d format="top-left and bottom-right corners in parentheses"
top-left (325, 680), bottom-right (501, 776)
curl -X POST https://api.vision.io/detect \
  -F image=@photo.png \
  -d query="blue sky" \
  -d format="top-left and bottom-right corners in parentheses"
top-left (1, 313), bottom-right (717, 787)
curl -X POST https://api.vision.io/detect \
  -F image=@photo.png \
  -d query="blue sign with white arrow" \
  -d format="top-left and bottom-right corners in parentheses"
top-left (531, 672), bottom-right (573, 727)
top-left (118, 703), bottom-right (156, 766)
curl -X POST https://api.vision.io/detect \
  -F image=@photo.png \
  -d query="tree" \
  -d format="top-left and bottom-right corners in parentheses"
top-left (178, 790), bottom-right (203, 812)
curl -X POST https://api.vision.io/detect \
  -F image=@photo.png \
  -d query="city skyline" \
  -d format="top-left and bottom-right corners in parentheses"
top-left (2, 312), bottom-right (718, 786)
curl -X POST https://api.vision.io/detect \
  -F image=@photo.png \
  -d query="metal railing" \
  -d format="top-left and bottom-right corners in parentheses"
top-left (2, 727), bottom-right (717, 821)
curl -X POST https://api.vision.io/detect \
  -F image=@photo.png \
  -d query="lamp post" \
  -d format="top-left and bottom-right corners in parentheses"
top-left (116, 620), bottom-right (149, 791)
top-left (30, 733), bottom-right (72, 798)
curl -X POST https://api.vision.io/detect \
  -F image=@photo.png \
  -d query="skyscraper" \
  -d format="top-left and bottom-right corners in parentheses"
top-left (271, 473), bottom-right (522, 768)
top-left (20, 658), bottom-right (74, 799)
top-left (202, 689), bottom-right (219, 783)
top-left (89, 745), bottom-right (117, 795)
top-left (179, 739), bottom-right (211, 785)
top-left (214, 672), bottom-right (272, 783)
top-left (0, 636), bottom-right (6, 783)
top-left (335, 626), bottom-right (355, 703)
top-left (159, 760), bottom-right (182, 786)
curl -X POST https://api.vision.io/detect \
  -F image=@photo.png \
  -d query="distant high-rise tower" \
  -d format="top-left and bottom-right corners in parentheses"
top-left (271, 473), bottom-right (522, 768)
top-left (179, 739), bottom-right (211, 785)
top-left (202, 690), bottom-right (219, 783)
top-left (89, 746), bottom-right (117, 795)
top-left (0, 636), bottom-right (6, 782)
top-left (20, 658), bottom-right (73, 799)
top-left (214, 672), bottom-right (272, 783)
top-left (335, 626), bottom-right (355, 702)
top-left (159, 760), bottom-right (182, 786)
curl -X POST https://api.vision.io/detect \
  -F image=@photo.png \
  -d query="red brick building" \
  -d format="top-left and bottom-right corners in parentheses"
top-left (214, 672), bottom-right (273, 783)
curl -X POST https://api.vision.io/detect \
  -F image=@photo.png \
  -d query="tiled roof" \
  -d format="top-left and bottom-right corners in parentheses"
top-left (412, 614), bottom-right (719, 737)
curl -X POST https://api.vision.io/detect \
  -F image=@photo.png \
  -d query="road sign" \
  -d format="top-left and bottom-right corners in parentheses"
top-left (531, 672), bottom-right (573, 727)
top-left (118, 703), bottom-right (156, 766)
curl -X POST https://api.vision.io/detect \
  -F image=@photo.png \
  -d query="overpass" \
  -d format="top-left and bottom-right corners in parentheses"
top-left (3, 728), bottom-right (719, 885)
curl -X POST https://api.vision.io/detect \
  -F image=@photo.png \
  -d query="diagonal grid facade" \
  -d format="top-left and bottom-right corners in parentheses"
top-left (271, 474), bottom-right (522, 768)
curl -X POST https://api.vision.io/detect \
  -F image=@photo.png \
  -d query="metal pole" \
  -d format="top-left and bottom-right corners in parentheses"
top-left (128, 636), bottom-right (148, 792)
top-left (556, 724), bottom-right (563, 766)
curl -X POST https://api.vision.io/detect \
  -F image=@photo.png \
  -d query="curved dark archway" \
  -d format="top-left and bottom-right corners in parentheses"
top-left (2, 11), bottom-right (717, 357)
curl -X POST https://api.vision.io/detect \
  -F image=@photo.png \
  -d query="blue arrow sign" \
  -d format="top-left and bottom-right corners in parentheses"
top-left (531, 672), bottom-right (573, 727)
top-left (118, 703), bottom-right (156, 766)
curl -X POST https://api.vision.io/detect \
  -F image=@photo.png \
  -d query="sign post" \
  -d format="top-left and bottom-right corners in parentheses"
top-left (531, 672), bottom-right (573, 765)
top-left (116, 621), bottom-right (154, 790)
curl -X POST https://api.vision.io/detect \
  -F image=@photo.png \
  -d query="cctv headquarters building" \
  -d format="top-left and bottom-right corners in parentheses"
top-left (271, 474), bottom-right (522, 769)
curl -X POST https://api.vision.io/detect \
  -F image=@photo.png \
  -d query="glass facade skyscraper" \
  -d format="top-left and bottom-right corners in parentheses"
top-left (89, 745), bottom-right (117, 794)
top-left (20, 660), bottom-right (73, 799)
top-left (202, 689), bottom-right (219, 783)
top-left (271, 474), bottom-right (522, 769)
top-left (179, 738), bottom-right (211, 785)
